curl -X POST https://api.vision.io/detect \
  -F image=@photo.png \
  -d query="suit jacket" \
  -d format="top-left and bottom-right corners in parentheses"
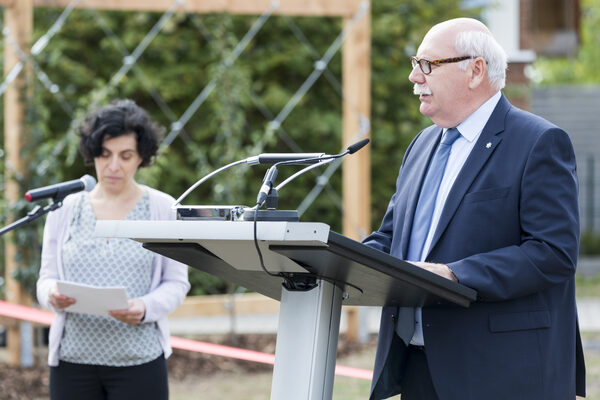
top-left (364, 95), bottom-right (586, 400)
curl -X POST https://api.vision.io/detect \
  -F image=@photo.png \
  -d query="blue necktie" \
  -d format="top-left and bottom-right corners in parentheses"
top-left (407, 127), bottom-right (461, 261)
top-left (395, 127), bottom-right (461, 345)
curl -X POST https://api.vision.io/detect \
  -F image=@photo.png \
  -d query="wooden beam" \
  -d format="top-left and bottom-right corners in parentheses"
top-left (170, 293), bottom-right (280, 318)
top-left (342, 7), bottom-right (371, 242)
top-left (341, 6), bottom-right (370, 343)
top-left (3, 0), bottom-right (34, 366)
top-left (0, 0), bottom-right (363, 17)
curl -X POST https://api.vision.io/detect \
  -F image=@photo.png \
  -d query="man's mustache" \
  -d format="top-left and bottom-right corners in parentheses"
top-left (413, 84), bottom-right (432, 95)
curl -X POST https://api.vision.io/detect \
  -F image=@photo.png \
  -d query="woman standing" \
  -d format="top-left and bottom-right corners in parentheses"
top-left (37, 99), bottom-right (190, 400)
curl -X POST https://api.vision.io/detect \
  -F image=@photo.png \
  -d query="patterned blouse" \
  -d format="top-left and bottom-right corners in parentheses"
top-left (59, 192), bottom-right (163, 366)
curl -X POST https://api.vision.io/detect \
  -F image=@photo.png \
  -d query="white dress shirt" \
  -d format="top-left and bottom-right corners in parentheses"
top-left (410, 91), bottom-right (502, 346)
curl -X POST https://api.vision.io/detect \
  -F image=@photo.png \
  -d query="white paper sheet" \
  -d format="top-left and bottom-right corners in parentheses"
top-left (56, 281), bottom-right (129, 317)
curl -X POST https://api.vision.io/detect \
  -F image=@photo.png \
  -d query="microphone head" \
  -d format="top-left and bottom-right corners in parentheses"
top-left (80, 174), bottom-right (97, 192)
top-left (347, 138), bottom-right (370, 154)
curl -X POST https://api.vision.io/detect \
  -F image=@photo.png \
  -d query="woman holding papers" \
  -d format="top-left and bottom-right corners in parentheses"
top-left (37, 99), bottom-right (190, 400)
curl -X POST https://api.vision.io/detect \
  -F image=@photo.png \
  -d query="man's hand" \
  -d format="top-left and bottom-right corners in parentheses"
top-left (410, 261), bottom-right (458, 282)
top-left (109, 298), bottom-right (146, 325)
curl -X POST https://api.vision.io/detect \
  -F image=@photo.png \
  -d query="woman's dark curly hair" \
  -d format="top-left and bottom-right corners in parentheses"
top-left (78, 99), bottom-right (164, 167)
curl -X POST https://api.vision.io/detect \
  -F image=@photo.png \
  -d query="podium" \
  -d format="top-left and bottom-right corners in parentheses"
top-left (95, 219), bottom-right (477, 400)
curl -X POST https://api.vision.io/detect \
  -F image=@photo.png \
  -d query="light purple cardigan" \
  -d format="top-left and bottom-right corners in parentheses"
top-left (36, 186), bottom-right (191, 366)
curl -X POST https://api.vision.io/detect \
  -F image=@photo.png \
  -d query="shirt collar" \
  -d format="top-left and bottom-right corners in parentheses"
top-left (450, 91), bottom-right (502, 143)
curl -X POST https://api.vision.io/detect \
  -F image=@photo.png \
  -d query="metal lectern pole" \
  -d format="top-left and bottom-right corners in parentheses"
top-left (270, 279), bottom-right (343, 400)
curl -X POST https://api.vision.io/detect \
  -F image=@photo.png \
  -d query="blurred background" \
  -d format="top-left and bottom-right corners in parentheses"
top-left (0, 0), bottom-right (598, 398)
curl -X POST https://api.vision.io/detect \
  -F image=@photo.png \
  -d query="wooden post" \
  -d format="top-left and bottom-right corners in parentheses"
top-left (342, 2), bottom-right (371, 342)
top-left (3, 0), bottom-right (34, 366)
top-left (342, 2), bottom-right (371, 242)
top-left (344, 306), bottom-right (359, 341)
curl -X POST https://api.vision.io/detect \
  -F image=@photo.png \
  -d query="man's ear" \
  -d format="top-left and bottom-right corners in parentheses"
top-left (468, 57), bottom-right (487, 89)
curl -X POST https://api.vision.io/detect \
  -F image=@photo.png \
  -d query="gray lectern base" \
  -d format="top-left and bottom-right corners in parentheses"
top-left (95, 220), bottom-right (476, 400)
top-left (271, 280), bottom-right (342, 400)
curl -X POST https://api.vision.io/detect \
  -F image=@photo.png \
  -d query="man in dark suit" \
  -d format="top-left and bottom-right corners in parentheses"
top-left (365, 18), bottom-right (586, 400)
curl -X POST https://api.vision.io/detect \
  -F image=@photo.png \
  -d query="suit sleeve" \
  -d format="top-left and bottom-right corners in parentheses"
top-left (362, 187), bottom-right (396, 254)
top-left (448, 127), bottom-right (579, 301)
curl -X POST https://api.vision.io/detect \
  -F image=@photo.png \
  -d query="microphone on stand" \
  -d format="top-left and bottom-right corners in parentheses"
top-left (0, 174), bottom-right (97, 237)
top-left (250, 138), bottom-right (370, 283)
top-left (24, 175), bottom-right (96, 203)
top-left (254, 138), bottom-right (370, 208)
top-left (172, 138), bottom-right (370, 209)
top-left (246, 138), bottom-right (368, 166)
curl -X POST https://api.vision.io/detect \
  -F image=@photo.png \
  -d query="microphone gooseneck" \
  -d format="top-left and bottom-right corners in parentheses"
top-left (262, 138), bottom-right (371, 202)
top-left (173, 138), bottom-right (371, 209)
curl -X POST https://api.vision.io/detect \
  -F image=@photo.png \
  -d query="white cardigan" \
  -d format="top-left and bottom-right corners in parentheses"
top-left (37, 186), bottom-right (190, 366)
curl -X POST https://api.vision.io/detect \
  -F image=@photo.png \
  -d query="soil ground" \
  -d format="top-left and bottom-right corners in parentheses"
top-left (0, 334), bottom-right (374, 400)
top-left (2, 334), bottom-right (599, 400)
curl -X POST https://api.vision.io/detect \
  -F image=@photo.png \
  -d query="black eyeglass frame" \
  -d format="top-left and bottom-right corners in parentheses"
top-left (410, 55), bottom-right (477, 75)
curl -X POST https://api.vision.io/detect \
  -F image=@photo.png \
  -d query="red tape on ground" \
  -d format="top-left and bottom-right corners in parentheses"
top-left (0, 300), bottom-right (373, 380)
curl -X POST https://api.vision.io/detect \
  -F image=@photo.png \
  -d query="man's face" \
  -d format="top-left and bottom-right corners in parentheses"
top-left (408, 29), bottom-right (470, 128)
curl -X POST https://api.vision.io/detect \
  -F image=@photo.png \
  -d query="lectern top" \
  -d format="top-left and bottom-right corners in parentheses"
top-left (95, 220), bottom-right (477, 307)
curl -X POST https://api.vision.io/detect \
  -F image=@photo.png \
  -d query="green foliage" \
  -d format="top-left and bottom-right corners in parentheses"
top-left (532, 0), bottom-right (600, 84)
top-left (187, 269), bottom-right (231, 296)
top-left (581, 231), bottom-right (600, 255)
top-left (576, 273), bottom-right (600, 297)
top-left (0, 0), bottom-right (479, 297)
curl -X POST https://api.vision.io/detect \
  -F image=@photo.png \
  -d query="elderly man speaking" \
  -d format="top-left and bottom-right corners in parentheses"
top-left (364, 18), bottom-right (586, 400)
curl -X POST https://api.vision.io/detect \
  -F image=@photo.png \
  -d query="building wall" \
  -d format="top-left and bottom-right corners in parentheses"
top-left (531, 85), bottom-right (600, 233)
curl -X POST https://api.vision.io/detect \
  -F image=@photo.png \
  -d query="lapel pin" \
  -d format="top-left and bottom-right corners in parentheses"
top-left (486, 142), bottom-right (492, 149)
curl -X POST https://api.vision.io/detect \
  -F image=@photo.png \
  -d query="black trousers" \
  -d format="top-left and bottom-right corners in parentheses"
top-left (49, 355), bottom-right (168, 400)
top-left (400, 345), bottom-right (440, 400)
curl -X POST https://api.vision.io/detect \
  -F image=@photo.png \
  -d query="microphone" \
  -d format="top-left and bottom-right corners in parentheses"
top-left (24, 175), bottom-right (96, 202)
top-left (247, 153), bottom-right (326, 166)
top-left (347, 138), bottom-right (370, 154)
top-left (248, 138), bottom-right (371, 167)
top-left (173, 139), bottom-right (371, 208)
top-left (254, 138), bottom-right (371, 207)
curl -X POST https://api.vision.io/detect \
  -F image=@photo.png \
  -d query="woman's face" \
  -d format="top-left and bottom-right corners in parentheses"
top-left (93, 133), bottom-right (142, 194)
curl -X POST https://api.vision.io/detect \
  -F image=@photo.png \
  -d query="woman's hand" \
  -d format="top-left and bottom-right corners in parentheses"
top-left (48, 284), bottom-right (76, 309)
top-left (109, 298), bottom-right (146, 325)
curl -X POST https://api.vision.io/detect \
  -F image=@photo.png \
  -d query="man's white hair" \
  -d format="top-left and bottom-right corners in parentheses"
top-left (455, 30), bottom-right (508, 91)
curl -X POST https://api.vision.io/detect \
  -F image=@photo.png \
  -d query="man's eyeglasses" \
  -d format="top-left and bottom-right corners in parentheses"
top-left (410, 56), bottom-right (476, 75)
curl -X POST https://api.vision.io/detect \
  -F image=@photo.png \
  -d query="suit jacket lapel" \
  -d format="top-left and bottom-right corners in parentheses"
top-left (398, 126), bottom-right (443, 259)
top-left (426, 95), bottom-right (511, 259)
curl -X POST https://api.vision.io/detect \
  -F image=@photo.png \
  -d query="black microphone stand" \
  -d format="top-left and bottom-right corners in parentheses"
top-left (0, 198), bottom-right (64, 237)
top-left (244, 167), bottom-right (300, 222)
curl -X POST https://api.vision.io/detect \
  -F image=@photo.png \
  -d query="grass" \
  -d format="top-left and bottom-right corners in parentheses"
top-left (582, 333), bottom-right (600, 400)
top-left (170, 337), bottom-right (600, 400)
top-left (170, 270), bottom-right (600, 399)
top-left (170, 345), bottom-right (374, 400)
top-left (577, 274), bottom-right (600, 297)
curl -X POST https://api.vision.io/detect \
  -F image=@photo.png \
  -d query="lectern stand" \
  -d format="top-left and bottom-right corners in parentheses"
top-left (95, 220), bottom-right (476, 400)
